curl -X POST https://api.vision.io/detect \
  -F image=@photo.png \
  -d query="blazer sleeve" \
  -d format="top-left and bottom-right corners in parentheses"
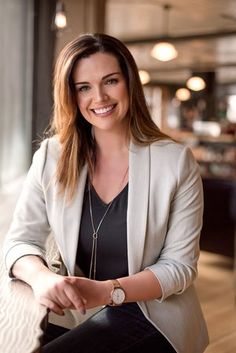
top-left (146, 146), bottom-right (204, 301)
top-left (3, 139), bottom-right (51, 276)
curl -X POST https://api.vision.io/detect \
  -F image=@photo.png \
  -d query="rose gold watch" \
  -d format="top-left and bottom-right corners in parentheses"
top-left (109, 279), bottom-right (126, 306)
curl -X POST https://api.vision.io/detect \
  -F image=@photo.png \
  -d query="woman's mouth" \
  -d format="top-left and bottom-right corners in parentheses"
top-left (91, 104), bottom-right (116, 116)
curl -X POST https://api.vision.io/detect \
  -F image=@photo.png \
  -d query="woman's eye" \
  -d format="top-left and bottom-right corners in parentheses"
top-left (77, 85), bottom-right (90, 93)
top-left (106, 78), bottom-right (118, 85)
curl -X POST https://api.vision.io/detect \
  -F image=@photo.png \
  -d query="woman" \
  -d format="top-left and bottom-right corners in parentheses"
top-left (4, 33), bottom-right (209, 353)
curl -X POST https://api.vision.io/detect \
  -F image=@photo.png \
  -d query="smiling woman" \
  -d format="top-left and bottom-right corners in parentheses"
top-left (72, 52), bottom-right (129, 136)
top-left (4, 33), bottom-right (209, 353)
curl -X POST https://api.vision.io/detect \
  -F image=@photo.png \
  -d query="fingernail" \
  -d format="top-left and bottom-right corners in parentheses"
top-left (80, 307), bottom-right (86, 315)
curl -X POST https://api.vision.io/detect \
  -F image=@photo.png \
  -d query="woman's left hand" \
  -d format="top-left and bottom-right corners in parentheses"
top-left (73, 277), bottom-right (112, 309)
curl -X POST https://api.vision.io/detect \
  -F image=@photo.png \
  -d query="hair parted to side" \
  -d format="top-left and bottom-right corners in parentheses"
top-left (49, 32), bottom-right (170, 200)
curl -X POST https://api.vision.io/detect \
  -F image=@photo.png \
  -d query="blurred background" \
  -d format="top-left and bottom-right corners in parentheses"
top-left (0, 1), bottom-right (236, 351)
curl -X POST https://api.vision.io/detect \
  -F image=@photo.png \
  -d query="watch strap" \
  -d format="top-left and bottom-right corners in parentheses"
top-left (111, 279), bottom-right (121, 289)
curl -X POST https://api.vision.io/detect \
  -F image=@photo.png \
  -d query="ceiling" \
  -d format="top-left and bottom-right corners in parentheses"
top-left (105, 0), bottom-right (236, 87)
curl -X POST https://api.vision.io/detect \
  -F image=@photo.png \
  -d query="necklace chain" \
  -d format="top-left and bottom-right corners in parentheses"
top-left (88, 183), bottom-right (113, 279)
top-left (88, 166), bottom-right (129, 279)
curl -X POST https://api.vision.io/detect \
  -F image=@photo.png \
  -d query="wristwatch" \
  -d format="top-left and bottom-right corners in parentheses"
top-left (109, 279), bottom-right (126, 306)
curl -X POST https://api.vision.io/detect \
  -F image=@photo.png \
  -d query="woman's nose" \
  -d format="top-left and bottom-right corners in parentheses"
top-left (93, 86), bottom-right (108, 102)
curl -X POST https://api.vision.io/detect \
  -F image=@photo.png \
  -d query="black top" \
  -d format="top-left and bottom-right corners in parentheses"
top-left (76, 182), bottom-right (129, 280)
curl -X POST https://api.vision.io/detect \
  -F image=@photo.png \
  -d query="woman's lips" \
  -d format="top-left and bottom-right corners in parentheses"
top-left (91, 104), bottom-right (116, 116)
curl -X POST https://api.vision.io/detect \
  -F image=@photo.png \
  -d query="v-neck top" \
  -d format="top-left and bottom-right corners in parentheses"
top-left (76, 182), bottom-right (129, 280)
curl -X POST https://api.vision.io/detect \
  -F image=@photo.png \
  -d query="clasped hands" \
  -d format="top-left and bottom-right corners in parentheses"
top-left (31, 270), bottom-right (111, 316)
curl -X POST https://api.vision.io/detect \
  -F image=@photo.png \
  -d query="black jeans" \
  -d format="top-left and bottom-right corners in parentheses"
top-left (42, 303), bottom-right (176, 353)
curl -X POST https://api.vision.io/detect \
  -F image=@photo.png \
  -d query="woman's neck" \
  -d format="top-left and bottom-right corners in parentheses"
top-left (93, 129), bottom-right (130, 158)
top-left (91, 129), bottom-right (130, 203)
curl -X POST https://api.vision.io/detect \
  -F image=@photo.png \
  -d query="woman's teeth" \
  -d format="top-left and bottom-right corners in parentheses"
top-left (93, 105), bottom-right (115, 115)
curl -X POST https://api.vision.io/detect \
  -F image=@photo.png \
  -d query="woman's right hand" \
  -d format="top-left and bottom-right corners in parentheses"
top-left (30, 269), bottom-right (87, 316)
top-left (12, 255), bottom-right (87, 316)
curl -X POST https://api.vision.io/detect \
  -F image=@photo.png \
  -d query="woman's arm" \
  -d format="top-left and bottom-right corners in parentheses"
top-left (12, 255), bottom-right (87, 316)
top-left (11, 253), bottom-right (162, 314)
top-left (146, 145), bottom-right (204, 301)
top-left (4, 139), bottom-right (86, 316)
top-left (12, 256), bottom-right (162, 315)
top-left (4, 140), bottom-right (51, 275)
top-left (73, 269), bottom-right (162, 308)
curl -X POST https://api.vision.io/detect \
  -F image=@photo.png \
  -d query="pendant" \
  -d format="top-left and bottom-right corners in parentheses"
top-left (89, 232), bottom-right (98, 279)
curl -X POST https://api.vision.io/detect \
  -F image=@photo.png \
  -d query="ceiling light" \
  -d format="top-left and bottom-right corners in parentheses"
top-left (175, 88), bottom-right (191, 101)
top-left (151, 4), bottom-right (178, 62)
top-left (139, 70), bottom-right (150, 85)
top-left (55, 1), bottom-right (67, 29)
top-left (151, 42), bottom-right (178, 62)
top-left (186, 76), bottom-right (206, 91)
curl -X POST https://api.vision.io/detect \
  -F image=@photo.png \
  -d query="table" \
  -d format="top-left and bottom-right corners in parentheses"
top-left (0, 181), bottom-right (60, 352)
top-left (0, 254), bottom-right (48, 353)
top-left (0, 229), bottom-right (61, 353)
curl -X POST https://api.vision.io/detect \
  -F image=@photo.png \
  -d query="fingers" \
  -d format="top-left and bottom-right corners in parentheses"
top-left (53, 289), bottom-right (86, 314)
top-left (63, 279), bottom-right (87, 314)
top-left (47, 277), bottom-right (87, 314)
top-left (40, 297), bottom-right (65, 316)
top-left (33, 274), bottom-right (88, 315)
top-left (54, 292), bottom-right (73, 310)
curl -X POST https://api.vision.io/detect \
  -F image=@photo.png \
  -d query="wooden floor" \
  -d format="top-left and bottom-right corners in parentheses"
top-left (0, 180), bottom-right (235, 353)
top-left (196, 251), bottom-right (236, 353)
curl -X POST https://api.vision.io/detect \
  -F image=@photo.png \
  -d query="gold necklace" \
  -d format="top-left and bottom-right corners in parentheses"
top-left (88, 166), bottom-right (129, 279)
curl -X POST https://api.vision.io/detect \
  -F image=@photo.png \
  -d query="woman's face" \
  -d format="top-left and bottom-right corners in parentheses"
top-left (72, 52), bottom-right (129, 134)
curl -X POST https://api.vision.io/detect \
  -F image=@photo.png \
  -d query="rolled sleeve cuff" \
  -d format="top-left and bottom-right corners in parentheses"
top-left (5, 244), bottom-right (46, 278)
top-left (145, 264), bottom-right (183, 302)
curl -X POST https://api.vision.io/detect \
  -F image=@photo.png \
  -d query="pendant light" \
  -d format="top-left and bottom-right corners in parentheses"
top-left (139, 70), bottom-right (151, 85)
top-left (186, 76), bottom-right (206, 91)
top-left (175, 88), bottom-right (191, 101)
top-left (54, 1), bottom-right (67, 29)
top-left (151, 4), bottom-right (178, 62)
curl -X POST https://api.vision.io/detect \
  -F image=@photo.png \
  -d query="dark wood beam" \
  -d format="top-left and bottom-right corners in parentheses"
top-left (142, 61), bottom-right (236, 74)
top-left (123, 30), bottom-right (236, 45)
top-left (32, 0), bottom-right (56, 155)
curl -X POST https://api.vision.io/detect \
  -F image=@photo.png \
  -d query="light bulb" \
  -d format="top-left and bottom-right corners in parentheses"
top-left (55, 2), bottom-right (67, 29)
top-left (55, 12), bottom-right (67, 29)
top-left (139, 70), bottom-right (150, 85)
top-left (175, 88), bottom-right (191, 101)
top-left (186, 76), bottom-right (206, 91)
top-left (151, 42), bottom-right (178, 62)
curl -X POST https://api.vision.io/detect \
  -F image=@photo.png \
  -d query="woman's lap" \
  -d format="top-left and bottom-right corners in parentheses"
top-left (42, 302), bottom-right (176, 353)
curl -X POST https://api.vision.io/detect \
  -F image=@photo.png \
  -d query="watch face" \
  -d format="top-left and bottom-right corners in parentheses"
top-left (112, 288), bottom-right (125, 305)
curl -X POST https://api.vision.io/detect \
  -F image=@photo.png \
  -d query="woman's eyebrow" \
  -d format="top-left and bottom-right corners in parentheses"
top-left (74, 81), bottom-right (89, 86)
top-left (74, 72), bottom-right (121, 86)
top-left (102, 72), bottom-right (121, 80)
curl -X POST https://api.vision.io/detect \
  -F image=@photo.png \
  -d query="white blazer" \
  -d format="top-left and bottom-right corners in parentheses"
top-left (4, 137), bottom-right (209, 353)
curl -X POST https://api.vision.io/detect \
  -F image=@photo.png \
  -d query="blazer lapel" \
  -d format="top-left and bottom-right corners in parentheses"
top-left (127, 142), bottom-right (150, 274)
top-left (61, 165), bottom-right (88, 275)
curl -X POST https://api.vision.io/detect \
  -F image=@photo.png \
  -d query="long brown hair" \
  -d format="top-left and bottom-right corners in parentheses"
top-left (49, 33), bottom-right (169, 199)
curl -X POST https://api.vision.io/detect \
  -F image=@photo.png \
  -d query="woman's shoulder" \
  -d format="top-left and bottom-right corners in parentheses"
top-left (30, 136), bottom-right (61, 174)
top-left (150, 138), bottom-right (188, 154)
top-left (35, 135), bottom-right (61, 158)
top-left (149, 138), bottom-right (197, 169)
top-left (131, 138), bottom-right (192, 160)
top-left (40, 135), bottom-right (60, 149)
